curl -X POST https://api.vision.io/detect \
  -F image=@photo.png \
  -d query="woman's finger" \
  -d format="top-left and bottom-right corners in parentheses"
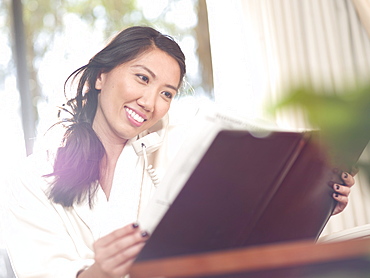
top-left (97, 240), bottom-right (146, 275)
top-left (95, 228), bottom-right (148, 258)
top-left (333, 183), bottom-right (351, 197)
top-left (332, 193), bottom-right (349, 215)
top-left (341, 172), bottom-right (355, 187)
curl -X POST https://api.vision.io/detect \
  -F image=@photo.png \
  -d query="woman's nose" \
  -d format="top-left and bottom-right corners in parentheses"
top-left (137, 90), bottom-right (156, 112)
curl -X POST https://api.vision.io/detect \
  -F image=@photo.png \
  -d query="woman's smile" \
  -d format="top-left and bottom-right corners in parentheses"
top-left (125, 106), bottom-right (147, 127)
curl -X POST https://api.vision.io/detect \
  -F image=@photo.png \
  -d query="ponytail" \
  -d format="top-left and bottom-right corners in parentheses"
top-left (46, 122), bottom-right (104, 207)
top-left (45, 66), bottom-right (105, 208)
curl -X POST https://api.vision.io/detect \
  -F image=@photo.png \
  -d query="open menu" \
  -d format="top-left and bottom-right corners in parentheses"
top-left (135, 106), bottom-right (366, 262)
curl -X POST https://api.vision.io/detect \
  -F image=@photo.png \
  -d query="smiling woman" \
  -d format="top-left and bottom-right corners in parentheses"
top-left (4, 26), bottom-right (186, 278)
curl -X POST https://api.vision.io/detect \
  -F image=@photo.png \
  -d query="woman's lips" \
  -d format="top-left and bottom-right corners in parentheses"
top-left (125, 107), bottom-right (147, 127)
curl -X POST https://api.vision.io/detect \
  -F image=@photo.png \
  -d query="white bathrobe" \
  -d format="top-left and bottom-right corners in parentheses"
top-left (4, 134), bottom-right (167, 278)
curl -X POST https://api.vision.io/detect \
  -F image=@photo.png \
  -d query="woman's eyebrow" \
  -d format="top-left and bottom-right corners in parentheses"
top-left (166, 84), bottom-right (178, 91)
top-left (132, 64), bottom-right (179, 91)
top-left (131, 65), bottom-right (156, 78)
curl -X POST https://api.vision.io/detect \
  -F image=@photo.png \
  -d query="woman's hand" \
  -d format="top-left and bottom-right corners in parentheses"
top-left (332, 171), bottom-right (356, 215)
top-left (78, 223), bottom-right (149, 278)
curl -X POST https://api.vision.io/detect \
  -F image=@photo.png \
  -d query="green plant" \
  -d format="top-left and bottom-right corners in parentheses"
top-left (273, 83), bottom-right (370, 174)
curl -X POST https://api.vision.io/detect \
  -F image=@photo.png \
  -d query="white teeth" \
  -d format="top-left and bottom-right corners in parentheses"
top-left (125, 108), bottom-right (145, 123)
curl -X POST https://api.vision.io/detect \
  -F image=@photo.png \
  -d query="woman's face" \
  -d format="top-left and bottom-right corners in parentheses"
top-left (93, 48), bottom-right (181, 146)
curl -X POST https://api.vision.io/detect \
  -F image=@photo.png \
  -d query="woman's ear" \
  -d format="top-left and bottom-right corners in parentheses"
top-left (95, 72), bottom-right (104, 90)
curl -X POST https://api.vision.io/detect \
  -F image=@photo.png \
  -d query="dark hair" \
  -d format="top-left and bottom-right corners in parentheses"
top-left (45, 26), bottom-right (186, 207)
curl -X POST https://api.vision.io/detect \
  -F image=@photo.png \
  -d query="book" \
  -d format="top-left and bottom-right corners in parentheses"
top-left (136, 106), bottom-right (366, 261)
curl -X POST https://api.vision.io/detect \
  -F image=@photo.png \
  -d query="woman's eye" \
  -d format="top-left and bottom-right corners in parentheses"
top-left (137, 74), bottom-right (149, 83)
top-left (162, 91), bottom-right (173, 99)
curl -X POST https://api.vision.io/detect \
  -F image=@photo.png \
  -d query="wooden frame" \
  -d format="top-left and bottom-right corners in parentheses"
top-left (130, 238), bottom-right (370, 278)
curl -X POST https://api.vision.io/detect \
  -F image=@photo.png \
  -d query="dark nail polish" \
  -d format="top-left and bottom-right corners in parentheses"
top-left (132, 223), bottom-right (139, 229)
top-left (336, 185), bottom-right (340, 190)
top-left (343, 172), bottom-right (348, 179)
top-left (141, 231), bottom-right (149, 238)
top-left (335, 193), bottom-right (339, 198)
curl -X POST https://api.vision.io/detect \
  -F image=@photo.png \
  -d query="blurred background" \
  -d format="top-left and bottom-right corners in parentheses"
top-left (1, 0), bottom-right (370, 274)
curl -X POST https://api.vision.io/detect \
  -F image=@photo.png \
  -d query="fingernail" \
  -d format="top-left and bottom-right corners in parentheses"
top-left (334, 193), bottom-right (339, 198)
top-left (132, 223), bottom-right (139, 229)
top-left (342, 172), bottom-right (348, 179)
top-left (336, 185), bottom-right (340, 190)
top-left (141, 231), bottom-right (149, 238)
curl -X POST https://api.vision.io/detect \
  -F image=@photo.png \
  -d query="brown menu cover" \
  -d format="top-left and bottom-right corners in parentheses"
top-left (135, 128), bottom-right (364, 262)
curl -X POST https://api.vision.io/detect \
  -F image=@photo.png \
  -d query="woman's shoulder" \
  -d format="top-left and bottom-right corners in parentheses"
top-left (7, 149), bottom-right (54, 196)
top-left (21, 149), bottom-right (54, 175)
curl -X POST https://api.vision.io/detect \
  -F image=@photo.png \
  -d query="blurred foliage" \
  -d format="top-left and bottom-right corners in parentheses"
top-left (2, 0), bottom-right (213, 103)
top-left (273, 83), bottom-right (370, 174)
top-left (3, 0), bottom-right (213, 99)
top-left (65, 0), bottom-right (137, 36)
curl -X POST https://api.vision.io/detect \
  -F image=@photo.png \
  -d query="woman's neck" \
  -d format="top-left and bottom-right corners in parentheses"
top-left (99, 141), bottom-right (126, 200)
top-left (92, 119), bottom-right (129, 199)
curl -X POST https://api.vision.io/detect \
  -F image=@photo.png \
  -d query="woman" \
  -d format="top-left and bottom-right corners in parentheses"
top-left (4, 26), bottom-right (353, 278)
top-left (6, 26), bottom-right (185, 278)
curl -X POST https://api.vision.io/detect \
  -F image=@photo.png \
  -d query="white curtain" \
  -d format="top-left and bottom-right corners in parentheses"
top-left (207, 0), bottom-right (370, 237)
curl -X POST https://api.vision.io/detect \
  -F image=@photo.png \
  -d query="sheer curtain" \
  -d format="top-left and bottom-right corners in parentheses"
top-left (206, 0), bottom-right (370, 237)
